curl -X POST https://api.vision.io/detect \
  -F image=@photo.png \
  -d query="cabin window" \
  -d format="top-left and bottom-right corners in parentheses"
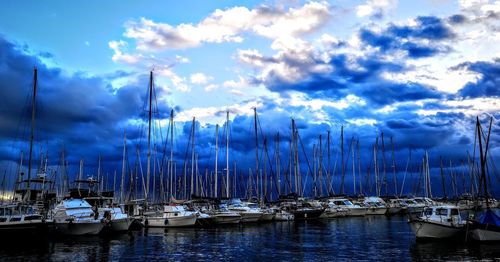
top-left (450, 209), bottom-right (459, 216)
top-left (9, 217), bottom-right (22, 222)
top-left (436, 208), bottom-right (447, 216)
top-left (424, 209), bottom-right (432, 216)
top-left (0, 217), bottom-right (7, 222)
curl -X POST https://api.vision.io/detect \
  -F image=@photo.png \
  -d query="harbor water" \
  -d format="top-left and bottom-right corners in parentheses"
top-left (1, 215), bottom-right (499, 261)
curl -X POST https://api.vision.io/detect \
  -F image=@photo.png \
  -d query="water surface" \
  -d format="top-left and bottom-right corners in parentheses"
top-left (1, 216), bottom-right (499, 261)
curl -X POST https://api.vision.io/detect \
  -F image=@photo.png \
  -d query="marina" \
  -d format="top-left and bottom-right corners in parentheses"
top-left (1, 1), bottom-right (500, 261)
top-left (0, 215), bottom-right (499, 261)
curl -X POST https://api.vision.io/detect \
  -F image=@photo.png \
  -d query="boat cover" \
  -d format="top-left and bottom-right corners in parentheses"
top-left (479, 209), bottom-right (500, 226)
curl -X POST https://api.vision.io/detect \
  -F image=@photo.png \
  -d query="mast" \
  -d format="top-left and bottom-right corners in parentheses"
top-left (390, 136), bottom-right (397, 196)
top-left (276, 132), bottom-right (281, 196)
top-left (120, 132), bottom-right (126, 203)
top-left (381, 132), bottom-right (388, 196)
top-left (98, 154), bottom-right (102, 194)
top-left (327, 131), bottom-right (332, 195)
top-left (226, 111), bottom-right (230, 198)
top-left (214, 124), bottom-right (219, 198)
top-left (254, 108), bottom-right (259, 200)
top-left (340, 126), bottom-right (344, 195)
top-left (357, 139), bottom-right (362, 195)
top-left (352, 137), bottom-right (356, 195)
top-left (439, 156), bottom-right (447, 199)
top-left (169, 109), bottom-right (174, 199)
top-left (319, 135), bottom-right (323, 197)
top-left (146, 71), bottom-right (153, 202)
top-left (191, 117), bottom-right (195, 198)
top-left (26, 68), bottom-right (38, 197)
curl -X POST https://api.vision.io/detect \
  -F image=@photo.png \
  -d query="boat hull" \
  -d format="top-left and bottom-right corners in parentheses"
top-left (366, 207), bottom-right (387, 215)
top-left (213, 214), bottom-right (241, 224)
top-left (320, 209), bottom-right (347, 218)
top-left (409, 220), bottom-right (463, 239)
top-left (240, 212), bottom-right (262, 223)
top-left (469, 228), bottom-right (500, 241)
top-left (146, 215), bottom-right (197, 228)
top-left (0, 220), bottom-right (49, 234)
top-left (468, 221), bottom-right (500, 241)
top-left (293, 209), bottom-right (324, 220)
top-left (109, 217), bottom-right (133, 232)
top-left (346, 208), bottom-right (366, 217)
top-left (259, 213), bottom-right (274, 222)
top-left (55, 221), bottom-right (104, 235)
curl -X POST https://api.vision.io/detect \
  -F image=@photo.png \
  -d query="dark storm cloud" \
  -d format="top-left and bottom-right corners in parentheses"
top-left (360, 16), bottom-right (453, 59)
top-left (456, 59), bottom-right (500, 97)
top-left (0, 36), bottom-right (148, 169)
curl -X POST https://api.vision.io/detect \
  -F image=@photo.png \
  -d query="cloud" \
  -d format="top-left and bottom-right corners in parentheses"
top-left (356, 0), bottom-right (398, 19)
top-left (190, 72), bottom-right (213, 85)
top-left (114, 1), bottom-right (331, 51)
top-left (456, 58), bottom-right (500, 97)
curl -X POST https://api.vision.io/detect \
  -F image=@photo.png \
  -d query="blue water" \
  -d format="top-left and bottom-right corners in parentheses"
top-left (1, 216), bottom-right (499, 261)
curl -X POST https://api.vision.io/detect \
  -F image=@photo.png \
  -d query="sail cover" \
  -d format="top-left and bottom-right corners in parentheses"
top-left (480, 209), bottom-right (500, 227)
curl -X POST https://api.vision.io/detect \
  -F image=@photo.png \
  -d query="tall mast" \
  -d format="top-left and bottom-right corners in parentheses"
top-left (120, 132), bottom-right (126, 203)
top-left (26, 68), bottom-right (38, 195)
top-left (254, 108), bottom-right (259, 200)
top-left (319, 135), bottom-right (323, 197)
top-left (191, 117), bottom-right (195, 198)
top-left (352, 137), bottom-right (356, 195)
top-left (390, 136), bottom-right (397, 195)
top-left (214, 124), bottom-right (219, 198)
top-left (98, 154), bottom-right (102, 194)
top-left (169, 109), bottom-right (174, 199)
top-left (226, 110), bottom-right (230, 198)
top-left (276, 132), bottom-right (281, 196)
top-left (381, 132), bottom-right (388, 196)
top-left (340, 126), bottom-right (344, 195)
top-left (439, 156), bottom-right (447, 199)
top-left (327, 131), bottom-right (331, 195)
top-left (146, 71), bottom-right (153, 201)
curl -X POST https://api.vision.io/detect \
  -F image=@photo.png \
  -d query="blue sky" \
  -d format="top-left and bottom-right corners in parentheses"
top-left (0, 0), bottom-right (499, 199)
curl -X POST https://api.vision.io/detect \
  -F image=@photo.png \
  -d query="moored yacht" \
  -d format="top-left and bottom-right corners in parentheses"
top-left (468, 209), bottom-right (500, 241)
top-left (100, 206), bottom-right (133, 232)
top-left (228, 199), bottom-right (263, 222)
top-left (145, 205), bottom-right (197, 228)
top-left (363, 197), bottom-right (388, 215)
top-left (212, 204), bottom-right (241, 224)
top-left (408, 205), bottom-right (466, 239)
top-left (52, 198), bottom-right (105, 235)
top-left (320, 200), bottom-right (348, 218)
top-left (329, 198), bottom-right (366, 216)
top-left (0, 204), bottom-right (49, 234)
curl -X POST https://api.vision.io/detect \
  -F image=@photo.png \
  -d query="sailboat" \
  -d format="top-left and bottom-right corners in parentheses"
top-left (467, 117), bottom-right (500, 241)
top-left (0, 68), bottom-right (52, 234)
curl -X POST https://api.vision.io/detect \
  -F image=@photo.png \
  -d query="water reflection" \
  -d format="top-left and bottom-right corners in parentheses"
top-left (0, 216), bottom-right (499, 261)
